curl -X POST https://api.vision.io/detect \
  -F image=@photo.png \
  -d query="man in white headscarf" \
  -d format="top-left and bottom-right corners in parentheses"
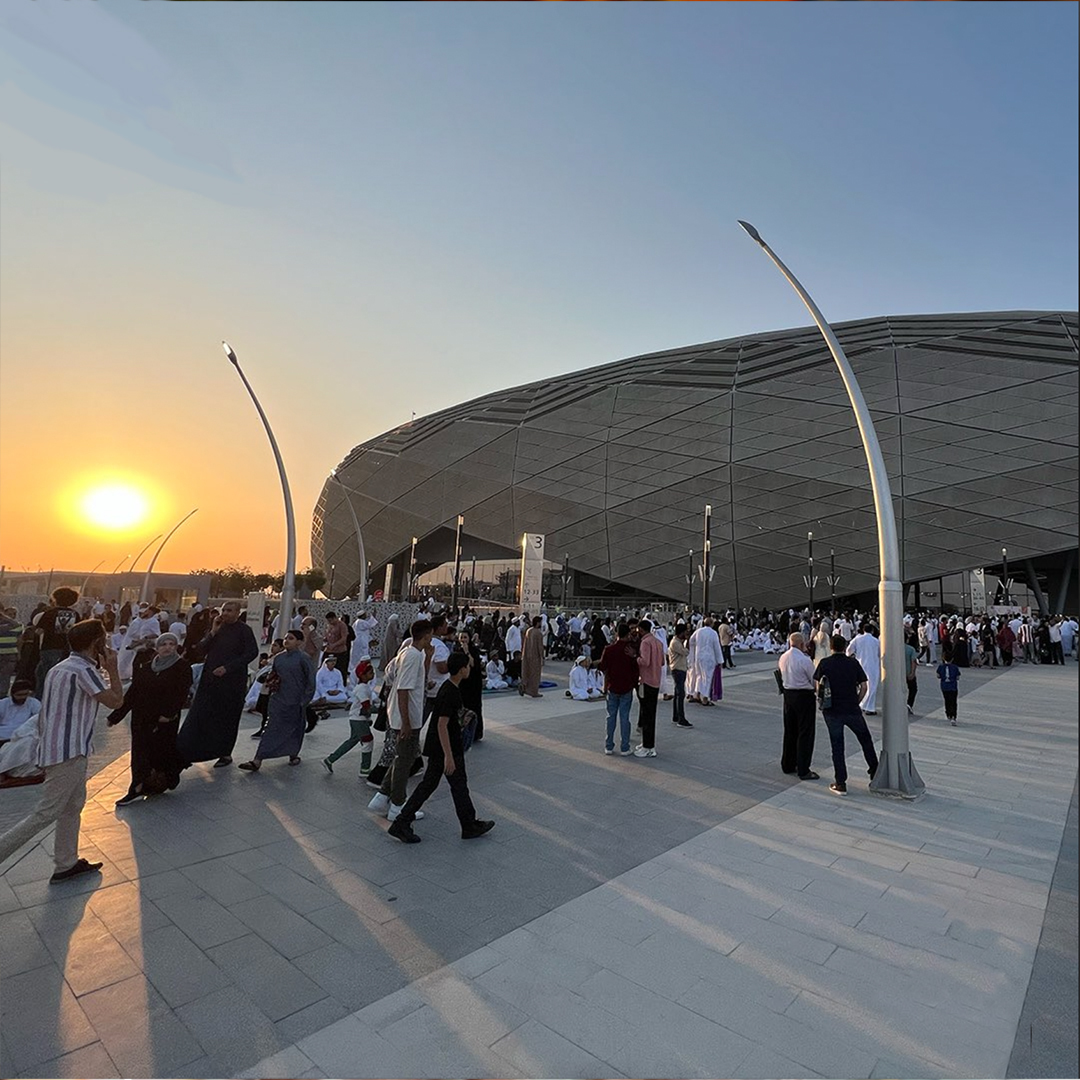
top-left (846, 623), bottom-right (881, 714)
top-left (566, 656), bottom-right (601, 701)
top-left (688, 618), bottom-right (723, 706)
top-left (350, 610), bottom-right (378, 678)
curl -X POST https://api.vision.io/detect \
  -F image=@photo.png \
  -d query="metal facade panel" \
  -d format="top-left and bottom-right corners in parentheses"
top-left (313, 311), bottom-right (1079, 607)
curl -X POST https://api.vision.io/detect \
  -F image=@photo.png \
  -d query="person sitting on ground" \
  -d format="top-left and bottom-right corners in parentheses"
top-left (0, 679), bottom-right (44, 787)
top-left (566, 655), bottom-right (602, 700)
top-left (0, 679), bottom-right (40, 746)
top-left (311, 654), bottom-right (348, 710)
top-left (485, 652), bottom-right (509, 690)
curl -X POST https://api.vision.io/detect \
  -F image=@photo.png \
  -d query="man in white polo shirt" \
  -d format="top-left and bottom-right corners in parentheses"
top-left (0, 619), bottom-right (124, 881)
top-left (778, 632), bottom-right (819, 781)
top-left (368, 619), bottom-right (434, 821)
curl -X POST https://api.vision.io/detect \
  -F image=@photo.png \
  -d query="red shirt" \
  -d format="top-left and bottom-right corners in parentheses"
top-left (600, 639), bottom-right (640, 694)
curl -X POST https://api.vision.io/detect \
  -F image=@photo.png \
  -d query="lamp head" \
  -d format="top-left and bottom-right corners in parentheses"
top-left (222, 341), bottom-right (238, 366)
top-left (737, 220), bottom-right (764, 244)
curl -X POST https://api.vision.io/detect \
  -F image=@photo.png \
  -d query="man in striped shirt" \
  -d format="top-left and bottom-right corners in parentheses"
top-left (0, 619), bottom-right (123, 881)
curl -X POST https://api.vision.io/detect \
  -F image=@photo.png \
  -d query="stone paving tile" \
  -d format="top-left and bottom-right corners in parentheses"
top-left (0, 964), bottom-right (99, 1073)
top-left (153, 889), bottom-right (251, 949)
top-left (491, 1018), bottom-right (623, 1080)
top-left (228, 893), bottom-right (334, 958)
top-left (179, 858), bottom-right (267, 905)
top-left (121, 924), bottom-right (233, 1008)
top-left (296, 1014), bottom-right (419, 1079)
top-left (34, 906), bottom-right (142, 997)
top-left (293, 941), bottom-right (409, 1011)
top-left (14, 1040), bottom-right (120, 1079)
top-left (240, 862), bottom-right (341, 914)
top-left (78, 974), bottom-right (205, 1078)
top-left (0, 907), bottom-right (54, 977)
top-left (273, 997), bottom-right (351, 1046)
top-left (174, 985), bottom-right (285, 1074)
top-left (228, 950), bottom-right (330, 1022)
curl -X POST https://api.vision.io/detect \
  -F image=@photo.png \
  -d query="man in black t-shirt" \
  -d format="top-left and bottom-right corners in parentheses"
top-left (33, 588), bottom-right (81, 698)
top-left (813, 634), bottom-right (880, 796)
top-left (388, 652), bottom-right (495, 844)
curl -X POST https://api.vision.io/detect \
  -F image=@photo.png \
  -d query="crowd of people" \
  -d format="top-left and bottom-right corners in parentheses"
top-left (0, 584), bottom-right (1075, 879)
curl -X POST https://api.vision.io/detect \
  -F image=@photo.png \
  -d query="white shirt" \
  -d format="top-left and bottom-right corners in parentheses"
top-left (315, 666), bottom-right (346, 699)
top-left (778, 647), bottom-right (816, 691)
top-left (0, 697), bottom-right (40, 740)
top-left (568, 664), bottom-right (592, 697)
top-left (352, 615), bottom-right (377, 655)
top-left (389, 644), bottom-right (426, 730)
top-left (426, 637), bottom-right (451, 698)
top-left (125, 615), bottom-right (161, 646)
top-left (349, 681), bottom-right (373, 718)
top-left (505, 624), bottom-right (522, 654)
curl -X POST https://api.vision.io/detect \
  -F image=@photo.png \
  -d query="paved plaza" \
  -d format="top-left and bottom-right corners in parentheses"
top-left (1, 654), bottom-right (1076, 1079)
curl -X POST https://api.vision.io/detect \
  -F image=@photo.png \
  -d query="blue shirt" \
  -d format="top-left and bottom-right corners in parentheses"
top-left (936, 662), bottom-right (960, 692)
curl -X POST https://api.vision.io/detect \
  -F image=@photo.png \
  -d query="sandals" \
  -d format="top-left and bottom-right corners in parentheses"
top-left (238, 760), bottom-right (261, 772)
top-left (288, 757), bottom-right (302, 766)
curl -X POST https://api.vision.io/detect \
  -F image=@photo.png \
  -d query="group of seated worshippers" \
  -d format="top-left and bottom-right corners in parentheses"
top-left (565, 655), bottom-right (604, 701)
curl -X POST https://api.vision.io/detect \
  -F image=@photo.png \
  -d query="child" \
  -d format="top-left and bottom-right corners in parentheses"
top-left (323, 659), bottom-right (376, 776)
top-left (936, 650), bottom-right (961, 725)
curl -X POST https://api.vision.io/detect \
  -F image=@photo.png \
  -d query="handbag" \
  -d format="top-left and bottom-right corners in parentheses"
top-left (773, 668), bottom-right (784, 695)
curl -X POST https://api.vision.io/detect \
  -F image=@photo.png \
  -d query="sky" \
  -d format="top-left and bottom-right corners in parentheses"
top-left (1, 1), bottom-right (1076, 577)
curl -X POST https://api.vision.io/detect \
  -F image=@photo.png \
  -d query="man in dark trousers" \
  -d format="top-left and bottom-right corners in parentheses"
top-left (387, 652), bottom-right (494, 844)
top-left (176, 600), bottom-right (259, 768)
top-left (777, 632), bottom-right (818, 780)
top-left (813, 634), bottom-right (879, 796)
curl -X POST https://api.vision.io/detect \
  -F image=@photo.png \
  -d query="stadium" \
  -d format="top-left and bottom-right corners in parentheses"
top-left (312, 311), bottom-right (1079, 613)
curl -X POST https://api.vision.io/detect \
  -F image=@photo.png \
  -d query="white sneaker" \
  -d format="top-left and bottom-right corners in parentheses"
top-left (604, 748), bottom-right (614, 755)
top-left (633, 746), bottom-right (657, 758)
top-left (619, 748), bottom-right (633, 756)
top-left (387, 803), bottom-right (424, 822)
top-left (367, 792), bottom-right (390, 814)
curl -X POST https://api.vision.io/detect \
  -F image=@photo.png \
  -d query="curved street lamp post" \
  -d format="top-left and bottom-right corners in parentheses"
top-left (739, 220), bottom-right (923, 799)
top-left (223, 342), bottom-right (297, 636)
top-left (141, 509), bottom-right (199, 604)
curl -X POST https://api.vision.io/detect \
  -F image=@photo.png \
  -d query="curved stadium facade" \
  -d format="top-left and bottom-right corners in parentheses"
top-left (312, 311), bottom-right (1079, 610)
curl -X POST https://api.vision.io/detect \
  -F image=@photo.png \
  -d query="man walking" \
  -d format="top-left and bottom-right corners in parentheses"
top-left (778, 632), bottom-right (818, 780)
top-left (634, 619), bottom-right (664, 758)
top-left (846, 623), bottom-right (881, 714)
top-left (176, 600), bottom-right (259, 767)
top-left (599, 622), bottom-right (638, 756)
top-left (387, 652), bottom-right (494, 843)
top-left (369, 619), bottom-right (433, 821)
top-left (0, 619), bottom-right (124, 880)
top-left (814, 634), bottom-right (879, 796)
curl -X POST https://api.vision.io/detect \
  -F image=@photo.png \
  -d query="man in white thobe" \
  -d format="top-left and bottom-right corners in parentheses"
top-left (350, 612), bottom-right (378, 675)
top-left (688, 619), bottom-right (722, 704)
top-left (847, 625), bottom-right (882, 714)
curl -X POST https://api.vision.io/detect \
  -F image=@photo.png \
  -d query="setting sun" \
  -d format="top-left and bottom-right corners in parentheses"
top-left (78, 482), bottom-right (151, 531)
